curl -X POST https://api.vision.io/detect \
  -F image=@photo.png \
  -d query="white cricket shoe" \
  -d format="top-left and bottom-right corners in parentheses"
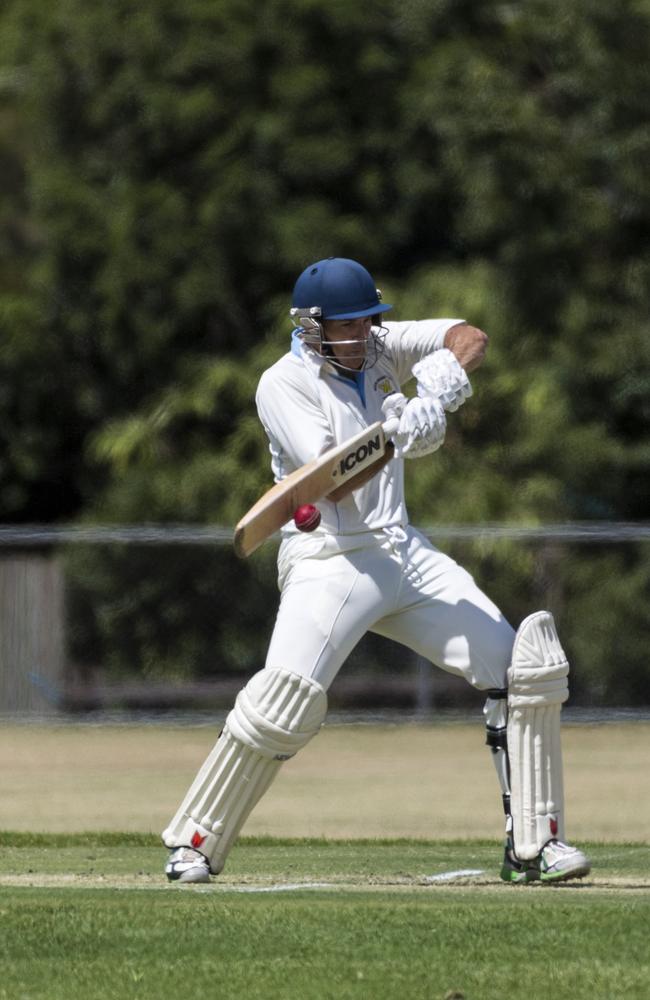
top-left (501, 838), bottom-right (591, 884)
top-left (165, 847), bottom-right (211, 884)
top-left (538, 839), bottom-right (591, 882)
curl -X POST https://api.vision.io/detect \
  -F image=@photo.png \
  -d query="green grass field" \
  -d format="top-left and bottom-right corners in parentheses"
top-left (1, 723), bottom-right (649, 999)
top-left (1, 835), bottom-right (648, 1000)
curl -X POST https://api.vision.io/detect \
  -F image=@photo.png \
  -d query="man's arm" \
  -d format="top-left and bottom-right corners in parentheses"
top-left (331, 330), bottom-right (481, 502)
top-left (443, 323), bottom-right (488, 372)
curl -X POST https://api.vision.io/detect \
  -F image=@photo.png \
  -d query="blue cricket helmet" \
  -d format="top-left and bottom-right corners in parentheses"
top-left (291, 258), bottom-right (392, 320)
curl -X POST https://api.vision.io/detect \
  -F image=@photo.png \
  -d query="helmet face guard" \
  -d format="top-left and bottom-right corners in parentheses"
top-left (290, 308), bottom-right (389, 371)
top-left (290, 258), bottom-right (392, 371)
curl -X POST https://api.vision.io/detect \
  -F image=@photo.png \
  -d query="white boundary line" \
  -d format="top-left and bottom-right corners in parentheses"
top-left (425, 869), bottom-right (486, 882)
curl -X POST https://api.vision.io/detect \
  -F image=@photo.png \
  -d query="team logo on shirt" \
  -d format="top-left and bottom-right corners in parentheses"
top-left (374, 377), bottom-right (395, 395)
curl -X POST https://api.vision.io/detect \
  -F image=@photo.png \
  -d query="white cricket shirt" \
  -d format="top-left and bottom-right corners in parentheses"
top-left (255, 319), bottom-right (463, 539)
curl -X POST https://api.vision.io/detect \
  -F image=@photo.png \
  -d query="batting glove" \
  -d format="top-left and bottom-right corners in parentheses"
top-left (380, 392), bottom-right (408, 424)
top-left (412, 348), bottom-right (472, 412)
top-left (389, 395), bottom-right (446, 459)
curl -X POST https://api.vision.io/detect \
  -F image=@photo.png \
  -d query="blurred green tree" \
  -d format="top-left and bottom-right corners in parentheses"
top-left (0, 0), bottom-right (648, 698)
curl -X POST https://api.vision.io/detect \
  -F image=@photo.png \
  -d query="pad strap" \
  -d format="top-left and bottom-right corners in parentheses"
top-left (484, 689), bottom-right (511, 822)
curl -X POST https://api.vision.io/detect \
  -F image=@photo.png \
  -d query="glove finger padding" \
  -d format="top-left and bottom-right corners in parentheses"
top-left (393, 396), bottom-right (446, 459)
top-left (381, 392), bottom-right (408, 423)
top-left (412, 348), bottom-right (472, 412)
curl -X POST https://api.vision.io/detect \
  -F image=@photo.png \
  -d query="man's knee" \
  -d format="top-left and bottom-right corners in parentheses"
top-left (162, 668), bottom-right (328, 872)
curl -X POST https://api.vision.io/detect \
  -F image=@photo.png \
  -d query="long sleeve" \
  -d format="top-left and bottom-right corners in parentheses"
top-left (383, 319), bottom-right (465, 385)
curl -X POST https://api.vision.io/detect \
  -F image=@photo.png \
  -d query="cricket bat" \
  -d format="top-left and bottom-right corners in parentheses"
top-left (234, 418), bottom-right (399, 558)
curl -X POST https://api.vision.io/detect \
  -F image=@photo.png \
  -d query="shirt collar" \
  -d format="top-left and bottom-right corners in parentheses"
top-left (291, 329), bottom-right (334, 378)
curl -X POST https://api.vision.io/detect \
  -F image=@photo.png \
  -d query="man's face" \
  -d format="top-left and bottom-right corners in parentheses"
top-left (321, 316), bottom-right (372, 371)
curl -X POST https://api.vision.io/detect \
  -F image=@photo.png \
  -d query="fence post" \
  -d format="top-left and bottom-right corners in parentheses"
top-left (415, 655), bottom-right (434, 716)
top-left (0, 554), bottom-right (65, 713)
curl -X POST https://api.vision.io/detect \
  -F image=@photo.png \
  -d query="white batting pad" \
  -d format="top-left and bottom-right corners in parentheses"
top-left (507, 611), bottom-right (569, 859)
top-left (162, 668), bottom-right (327, 873)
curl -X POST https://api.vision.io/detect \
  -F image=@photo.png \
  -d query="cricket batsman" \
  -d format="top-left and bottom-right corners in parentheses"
top-left (162, 257), bottom-right (591, 885)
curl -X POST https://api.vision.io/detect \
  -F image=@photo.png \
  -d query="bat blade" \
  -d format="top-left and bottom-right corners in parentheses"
top-left (234, 420), bottom-right (392, 558)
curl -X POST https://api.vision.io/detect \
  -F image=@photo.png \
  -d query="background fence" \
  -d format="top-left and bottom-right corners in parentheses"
top-left (0, 554), bottom-right (65, 713)
top-left (1, 522), bottom-right (648, 716)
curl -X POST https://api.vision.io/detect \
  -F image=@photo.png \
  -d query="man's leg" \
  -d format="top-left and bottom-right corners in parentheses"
top-left (163, 668), bottom-right (327, 882)
top-left (370, 527), bottom-right (515, 692)
top-left (498, 611), bottom-right (590, 882)
top-left (483, 615), bottom-right (590, 882)
top-left (371, 530), bottom-right (590, 883)
top-left (163, 539), bottom-right (400, 881)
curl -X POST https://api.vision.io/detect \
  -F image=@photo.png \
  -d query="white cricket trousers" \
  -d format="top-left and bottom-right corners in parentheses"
top-left (265, 525), bottom-right (515, 693)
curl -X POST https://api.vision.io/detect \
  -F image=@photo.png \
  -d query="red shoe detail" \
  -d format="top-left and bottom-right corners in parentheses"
top-left (550, 817), bottom-right (559, 837)
top-left (191, 831), bottom-right (207, 849)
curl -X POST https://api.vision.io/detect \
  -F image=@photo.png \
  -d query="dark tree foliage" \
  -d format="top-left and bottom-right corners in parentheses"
top-left (1, 0), bottom-right (648, 699)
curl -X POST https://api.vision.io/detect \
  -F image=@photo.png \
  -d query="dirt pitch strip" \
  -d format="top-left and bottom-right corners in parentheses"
top-left (1, 839), bottom-right (648, 893)
top-left (3, 849), bottom-right (648, 1000)
top-left (1, 872), bottom-right (648, 894)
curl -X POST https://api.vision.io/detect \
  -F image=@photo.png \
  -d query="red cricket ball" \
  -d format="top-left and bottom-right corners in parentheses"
top-left (293, 504), bottom-right (321, 532)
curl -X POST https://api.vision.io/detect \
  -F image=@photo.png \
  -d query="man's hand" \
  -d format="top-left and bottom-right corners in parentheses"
top-left (388, 395), bottom-right (446, 459)
top-left (443, 323), bottom-right (488, 372)
top-left (412, 349), bottom-right (472, 412)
